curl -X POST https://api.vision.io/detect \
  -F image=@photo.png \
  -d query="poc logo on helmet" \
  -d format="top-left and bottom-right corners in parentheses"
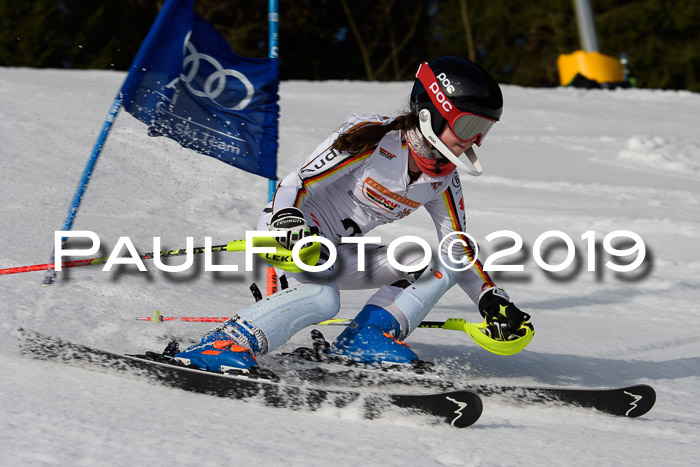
top-left (436, 73), bottom-right (456, 94)
top-left (428, 80), bottom-right (454, 113)
top-left (429, 72), bottom-right (456, 112)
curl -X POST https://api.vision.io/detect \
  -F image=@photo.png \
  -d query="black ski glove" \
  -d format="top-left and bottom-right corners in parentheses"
top-left (269, 207), bottom-right (313, 250)
top-left (478, 287), bottom-right (533, 340)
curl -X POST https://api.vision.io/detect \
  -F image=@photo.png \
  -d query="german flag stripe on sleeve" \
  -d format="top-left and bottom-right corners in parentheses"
top-left (290, 147), bottom-right (374, 208)
top-left (441, 189), bottom-right (492, 284)
top-left (292, 187), bottom-right (306, 208)
top-left (301, 148), bottom-right (374, 186)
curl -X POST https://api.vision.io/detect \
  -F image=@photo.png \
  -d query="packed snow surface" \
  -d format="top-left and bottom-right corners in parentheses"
top-left (1, 68), bottom-right (699, 466)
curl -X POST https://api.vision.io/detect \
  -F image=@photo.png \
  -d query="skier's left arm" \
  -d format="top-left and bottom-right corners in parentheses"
top-left (423, 174), bottom-right (495, 304)
top-left (425, 172), bottom-right (529, 320)
top-left (423, 174), bottom-right (531, 334)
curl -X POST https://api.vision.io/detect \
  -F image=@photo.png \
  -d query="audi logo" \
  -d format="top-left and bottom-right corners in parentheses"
top-left (180, 31), bottom-right (254, 111)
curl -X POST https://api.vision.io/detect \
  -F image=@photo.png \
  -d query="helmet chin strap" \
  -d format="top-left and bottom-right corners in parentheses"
top-left (418, 109), bottom-right (483, 177)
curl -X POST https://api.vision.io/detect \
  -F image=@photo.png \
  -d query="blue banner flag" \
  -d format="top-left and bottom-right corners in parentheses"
top-left (120, 0), bottom-right (279, 179)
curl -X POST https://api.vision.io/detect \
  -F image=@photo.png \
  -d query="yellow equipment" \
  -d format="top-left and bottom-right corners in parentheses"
top-left (557, 50), bottom-right (624, 86)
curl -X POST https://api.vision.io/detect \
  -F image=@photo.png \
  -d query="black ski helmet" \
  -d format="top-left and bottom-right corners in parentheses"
top-left (410, 56), bottom-right (503, 137)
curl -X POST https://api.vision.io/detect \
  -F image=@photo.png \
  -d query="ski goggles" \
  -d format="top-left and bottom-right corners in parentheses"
top-left (416, 62), bottom-right (497, 146)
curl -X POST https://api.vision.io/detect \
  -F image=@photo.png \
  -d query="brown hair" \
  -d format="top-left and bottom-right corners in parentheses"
top-left (331, 113), bottom-right (418, 155)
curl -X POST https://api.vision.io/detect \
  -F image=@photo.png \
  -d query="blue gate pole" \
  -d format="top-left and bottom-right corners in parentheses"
top-left (43, 97), bottom-right (123, 286)
top-left (267, 0), bottom-right (279, 201)
top-left (42, 0), bottom-right (183, 286)
top-left (265, 0), bottom-right (280, 295)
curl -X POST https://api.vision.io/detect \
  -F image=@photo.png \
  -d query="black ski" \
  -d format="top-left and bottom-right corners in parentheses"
top-left (16, 329), bottom-right (482, 428)
top-left (290, 367), bottom-right (655, 418)
top-left (275, 343), bottom-right (656, 418)
top-left (463, 382), bottom-right (655, 418)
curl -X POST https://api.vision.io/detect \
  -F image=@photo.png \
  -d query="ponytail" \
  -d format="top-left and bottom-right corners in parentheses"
top-left (331, 113), bottom-right (418, 154)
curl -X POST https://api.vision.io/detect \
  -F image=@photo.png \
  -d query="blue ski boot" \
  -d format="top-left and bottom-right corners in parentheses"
top-left (327, 305), bottom-right (418, 367)
top-left (174, 318), bottom-right (261, 373)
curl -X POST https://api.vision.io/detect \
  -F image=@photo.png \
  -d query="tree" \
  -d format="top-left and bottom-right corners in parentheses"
top-left (595, 0), bottom-right (700, 90)
top-left (0, 0), bottom-right (696, 90)
top-left (339, 0), bottom-right (427, 80)
top-left (0, 0), bottom-right (159, 69)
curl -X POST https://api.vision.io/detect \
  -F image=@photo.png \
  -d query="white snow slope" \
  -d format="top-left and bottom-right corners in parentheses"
top-left (1, 68), bottom-right (699, 466)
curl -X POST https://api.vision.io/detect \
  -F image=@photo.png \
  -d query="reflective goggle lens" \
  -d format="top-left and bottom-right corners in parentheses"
top-left (451, 113), bottom-right (496, 146)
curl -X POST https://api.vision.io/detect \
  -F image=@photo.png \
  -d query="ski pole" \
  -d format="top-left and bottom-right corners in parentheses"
top-left (136, 314), bottom-right (534, 356)
top-left (137, 312), bottom-right (466, 329)
top-left (0, 244), bottom-right (228, 276)
top-left (136, 314), bottom-right (230, 323)
top-left (1, 236), bottom-right (322, 276)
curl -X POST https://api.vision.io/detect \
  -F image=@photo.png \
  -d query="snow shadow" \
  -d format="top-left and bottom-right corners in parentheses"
top-left (426, 344), bottom-right (700, 388)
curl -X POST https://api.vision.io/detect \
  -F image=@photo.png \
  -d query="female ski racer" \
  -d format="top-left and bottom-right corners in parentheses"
top-left (175, 56), bottom-right (534, 371)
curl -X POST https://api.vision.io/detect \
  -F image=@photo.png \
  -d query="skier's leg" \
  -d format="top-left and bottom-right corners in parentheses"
top-left (175, 219), bottom-right (342, 372)
top-left (175, 277), bottom-right (340, 371)
top-left (329, 256), bottom-right (463, 365)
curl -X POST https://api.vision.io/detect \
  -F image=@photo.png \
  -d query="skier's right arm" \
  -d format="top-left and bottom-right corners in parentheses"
top-left (271, 114), bottom-right (383, 214)
top-left (269, 148), bottom-right (365, 249)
